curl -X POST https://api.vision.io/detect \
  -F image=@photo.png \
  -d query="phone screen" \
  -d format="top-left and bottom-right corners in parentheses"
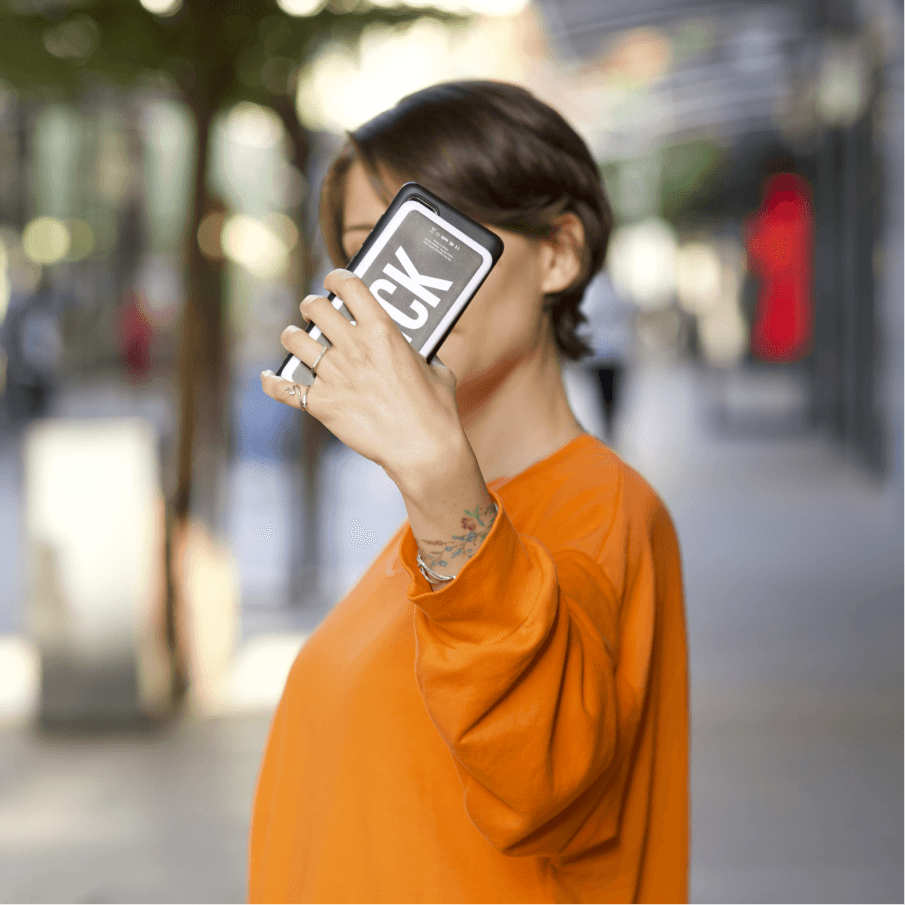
top-left (361, 207), bottom-right (486, 347)
top-left (277, 193), bottom-right (496, 384)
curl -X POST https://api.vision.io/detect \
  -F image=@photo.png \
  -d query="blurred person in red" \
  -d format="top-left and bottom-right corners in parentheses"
top-left (743, 160), bottom-right (814, 362)
top-left (118, 287), bottom-right (153, 379)
top-left (114, 185), bottom-right (153, 380)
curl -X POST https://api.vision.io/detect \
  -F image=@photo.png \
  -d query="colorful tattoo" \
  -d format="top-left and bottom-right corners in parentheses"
top-left (419, 500), bottom-right (498, 571)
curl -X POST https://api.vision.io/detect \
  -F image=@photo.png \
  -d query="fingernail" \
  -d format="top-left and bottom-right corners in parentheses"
top-left (261, 370), bottom-right (273, 377)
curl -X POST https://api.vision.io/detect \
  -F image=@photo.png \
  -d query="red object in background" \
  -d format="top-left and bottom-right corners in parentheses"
top-left (119, 289), bottom-right (153, 378)
top-left (744, 172), bottom-right (814, 362)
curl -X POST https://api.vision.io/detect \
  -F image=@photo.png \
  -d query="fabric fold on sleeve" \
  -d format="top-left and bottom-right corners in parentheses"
top-left (398, 485), bottom-right (647, 859)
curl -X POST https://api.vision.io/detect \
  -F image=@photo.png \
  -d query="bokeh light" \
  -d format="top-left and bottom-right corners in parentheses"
top-left (262, 212), bottom-right (299, 252)
top-left (22, 217), bottom-right (70, 265)
top-left (197, 211), bottom-right (227, 260)
top-left (675, 241), bottom-right (723, 316)
top-left (225, 102), bottom-right (284, 150)
top-left (816, 36), bottom-right (870, 127)
top-left (296, 17), bottom-right (525, 132)
top-left (221, 215), bottom-right (289, 280)
top-left (599, 27), bottom-right (673, 88)
top-left (42, 15), bottom-right (99, 60)
top-left (698, 296), bottom-right (747, 365)
top-left (0, 637), bottom-right (39, 725)
top-left (276, 0), bottom-right (327, 15)
top-left (138, 0), bottom-right (182, 16)
top-left (366, 0), bottom-right (529, 14)
top-left (608, 217), bottom-right (678, 310)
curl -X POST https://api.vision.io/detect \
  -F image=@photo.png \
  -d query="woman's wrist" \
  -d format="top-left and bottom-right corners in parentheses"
top-left (415, 499), bottom-right (498, 588)
top-left (390, 433), bottom-right (498, 588)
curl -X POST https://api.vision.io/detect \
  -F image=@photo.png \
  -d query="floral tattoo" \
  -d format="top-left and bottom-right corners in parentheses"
top-left (418, 500), bottom-right (498, 570)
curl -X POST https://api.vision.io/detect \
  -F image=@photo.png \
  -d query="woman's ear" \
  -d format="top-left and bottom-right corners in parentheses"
top-left (539, 212), bottom-right (585, 295)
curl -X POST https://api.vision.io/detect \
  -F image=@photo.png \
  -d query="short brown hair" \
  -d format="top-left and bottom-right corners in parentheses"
top-left (319, 80), bottom-right (614, 362)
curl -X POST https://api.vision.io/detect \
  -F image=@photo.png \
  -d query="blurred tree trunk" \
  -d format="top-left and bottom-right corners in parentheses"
top-left (169, 95), bottom-right (230, 704)
top-left (175, 103), bottom-right (227, 525)
top-left (273, 94), bottom-right (330, 609)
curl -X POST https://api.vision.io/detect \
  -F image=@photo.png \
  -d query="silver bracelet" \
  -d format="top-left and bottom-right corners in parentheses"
top-left (415, 502), bottom-right (498, 585)
top-left (416, 549), bottom-right (456, 583)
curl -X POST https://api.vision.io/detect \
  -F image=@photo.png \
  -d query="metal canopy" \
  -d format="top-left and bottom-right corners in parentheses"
top-left (531, 0), bottom-right (830, 146)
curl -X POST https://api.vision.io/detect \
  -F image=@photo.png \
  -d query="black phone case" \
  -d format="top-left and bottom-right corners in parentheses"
top-left (275, 183), bottom-right (504, 386)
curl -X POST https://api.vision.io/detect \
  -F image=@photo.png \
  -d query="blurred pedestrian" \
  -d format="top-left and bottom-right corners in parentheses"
top-left (0, 274), bottom-right (63, 426)
top-left (580, 269), bottom-right (635, 442)
top-left (253, 81), bottom-right (688, 904)
top-left (117, 288), bottom-right (153, 380)
top-left (112, 183), bottom-right (155, 382)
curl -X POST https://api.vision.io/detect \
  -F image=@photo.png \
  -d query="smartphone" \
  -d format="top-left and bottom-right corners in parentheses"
top-left (275, 183), bottom-right (504, 385)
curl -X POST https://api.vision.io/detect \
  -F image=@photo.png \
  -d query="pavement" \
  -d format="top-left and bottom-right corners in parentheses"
top-left (0, 356), bottom-right (901, 903)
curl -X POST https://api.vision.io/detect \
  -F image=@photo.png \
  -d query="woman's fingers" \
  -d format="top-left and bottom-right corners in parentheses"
top-left (296, 271), bottom-right (401, 349)
top-left (280, 320), bottom-right (336, 379)
top-left (280, 323), bottom-right (317, 361)
top-left (322, 269), bottom-right (395, 330)
top-left (295, 292), bottom-right (354, 349)
top-left (260, 370), bottom-right (310, 412)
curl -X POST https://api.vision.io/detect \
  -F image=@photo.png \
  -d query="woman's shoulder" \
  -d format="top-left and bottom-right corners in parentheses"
top-left (506, 436), bottom-right (676, 604)
top-left (541, 434), bottom-right (664, 506)
top-left (531, 435), bottom-right (674, 546)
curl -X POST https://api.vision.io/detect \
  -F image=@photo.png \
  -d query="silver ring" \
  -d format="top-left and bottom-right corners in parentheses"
top-left (312, 345), bottom-right (328, 374)
top-left (284, 382), bottom-right (310, 411)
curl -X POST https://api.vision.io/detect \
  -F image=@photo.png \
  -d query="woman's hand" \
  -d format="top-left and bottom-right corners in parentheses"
top-left (261, 269), bottom-right (465, 485)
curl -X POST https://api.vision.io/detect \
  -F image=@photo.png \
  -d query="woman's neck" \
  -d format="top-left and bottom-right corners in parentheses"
top-left (455, 333), bottom-right (585, 485)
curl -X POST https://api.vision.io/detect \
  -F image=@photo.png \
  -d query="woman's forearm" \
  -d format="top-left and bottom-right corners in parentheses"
top-left (389, 433), bottom-right (497, 588)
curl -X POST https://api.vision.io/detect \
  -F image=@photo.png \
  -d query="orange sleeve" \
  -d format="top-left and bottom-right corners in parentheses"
top-left (398, 485), bottom-right (654, 860)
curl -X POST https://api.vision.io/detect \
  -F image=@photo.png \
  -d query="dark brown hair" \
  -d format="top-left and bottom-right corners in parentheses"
top-left (319, 80), bottom-right (614, 362)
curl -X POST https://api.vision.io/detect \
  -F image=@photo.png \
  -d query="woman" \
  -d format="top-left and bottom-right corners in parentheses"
top-left (254, 81), bottom-right (688, 904)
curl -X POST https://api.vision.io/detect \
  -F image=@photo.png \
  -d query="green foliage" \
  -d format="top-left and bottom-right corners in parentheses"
top-left (0, 0), bottom-right (465, 112)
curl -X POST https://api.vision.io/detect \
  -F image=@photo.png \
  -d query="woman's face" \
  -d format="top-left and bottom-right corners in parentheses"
top-left (340, 161), bottom-right (558, 413)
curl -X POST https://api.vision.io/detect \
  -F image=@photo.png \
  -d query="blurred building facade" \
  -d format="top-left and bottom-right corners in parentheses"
top-left (0, 0), bottom-right (897, 699)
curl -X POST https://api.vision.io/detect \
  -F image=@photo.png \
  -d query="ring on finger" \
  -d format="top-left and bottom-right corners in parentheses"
top-left (284, 383), bottom-right (305, 407)
top-left (283, 380), bottom-right (313, 411)
top-left (311, 344), bottom-right (328, 374)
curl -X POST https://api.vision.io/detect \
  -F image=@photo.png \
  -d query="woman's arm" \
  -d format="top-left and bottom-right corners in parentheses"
top-left (394, 462), bottom-right (660, 861)
top-left (387, 431), bottom-right (497, 589)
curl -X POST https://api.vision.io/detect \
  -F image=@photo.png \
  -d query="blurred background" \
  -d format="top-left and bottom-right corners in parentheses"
top-left (0, 0), bottom-right (901, 901)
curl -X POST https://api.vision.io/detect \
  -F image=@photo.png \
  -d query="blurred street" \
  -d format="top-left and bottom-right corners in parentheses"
top-left (0, 356), bottom-right (900, 904)
top-left (0, 0), bottom-right (900, 901)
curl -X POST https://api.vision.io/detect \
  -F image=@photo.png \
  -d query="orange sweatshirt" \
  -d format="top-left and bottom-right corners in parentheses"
top-left (248, 433), bottom-right (689, 903)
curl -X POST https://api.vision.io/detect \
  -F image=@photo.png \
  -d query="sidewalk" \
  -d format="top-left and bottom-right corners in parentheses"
top-left (0, 358), bottom-right (901, 903)
top-left (617, 360), bottom-right (902, 903)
